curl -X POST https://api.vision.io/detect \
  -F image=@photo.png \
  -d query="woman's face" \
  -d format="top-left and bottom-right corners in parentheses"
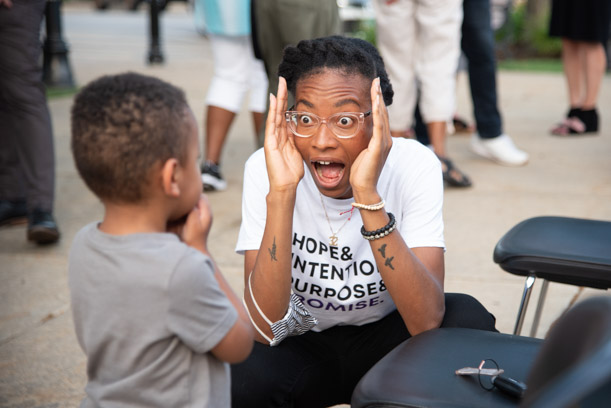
top-left (292, 69), bottom-right (373, 199)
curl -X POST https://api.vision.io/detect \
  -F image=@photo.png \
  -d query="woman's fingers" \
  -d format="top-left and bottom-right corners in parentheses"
top-left (265, 77), bottom-right (289, 150)
top-left (265, 93), bottom-right (278, 149)
top-left (277, 77), bottom-right (288, 111)
top-left (357, 77), bottom-right (390, 185)
top-left (370, 78), bottom-right (384, 151)
top-left (276, 77), bottom-right (289, 146)
top-left (377, 78), bottom-right (389, 135)
top-left (372, 77), bottom-right (391, 149)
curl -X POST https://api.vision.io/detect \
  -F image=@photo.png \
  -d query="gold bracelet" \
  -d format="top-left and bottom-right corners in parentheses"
top-left (351, 199), bottom-right (385, 211)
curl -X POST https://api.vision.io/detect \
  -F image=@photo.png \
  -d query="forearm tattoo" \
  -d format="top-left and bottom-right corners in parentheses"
top-left (268, 236), bottom-right (278, 262)
top-left (377, 243), bottom-right (387, 258)
top-left (384, 256), bottom-right (395, 270)
top-left (378, 243), bottom-right (394, 270)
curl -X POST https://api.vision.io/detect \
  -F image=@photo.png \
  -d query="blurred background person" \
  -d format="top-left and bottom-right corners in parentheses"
top-left (373, 0), bottom-right (471, 188)
top-left (464, 0), bottom-right (527, 167)
top-left (0, 0), bottom-right (60, 244)
top-left (549, 0), bottom-right (610, 136)
top-left (197, 0), bottom-right (268, 191)
top-left (414, 0), bottom-right (529, 168)
top-left (251, 0), bottom-right (341, 146)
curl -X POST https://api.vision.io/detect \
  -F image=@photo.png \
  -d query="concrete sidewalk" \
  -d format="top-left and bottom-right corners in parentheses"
top-left (1, 3), bottom-right (610, 407)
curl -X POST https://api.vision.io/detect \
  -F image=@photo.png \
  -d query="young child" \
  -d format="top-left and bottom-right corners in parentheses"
top-left (69, 72), bottom-right (253, 407)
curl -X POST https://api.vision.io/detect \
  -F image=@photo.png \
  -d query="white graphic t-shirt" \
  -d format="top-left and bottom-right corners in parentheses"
top-left (236, 138), bottom-right (444, 331)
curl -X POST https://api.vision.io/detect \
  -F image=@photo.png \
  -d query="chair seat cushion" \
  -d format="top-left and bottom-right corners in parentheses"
top-left (352, 328), bottom-right (542, 408)
top-left (493, 216), bottom-right (611, 288)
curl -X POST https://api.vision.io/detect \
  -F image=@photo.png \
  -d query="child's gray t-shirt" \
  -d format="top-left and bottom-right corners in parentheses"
top-left (69, 223), bottom-right (238, 407)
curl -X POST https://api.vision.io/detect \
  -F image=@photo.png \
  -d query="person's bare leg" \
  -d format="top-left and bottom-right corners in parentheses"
top-left (204, 105), bottom-right (236, 165)
top-left (561, 38), bottom-right (584, 108)
top-left (581, 41), bottom-right (606, 109)
top-left (428, 121), bottom-right (471, 187)
top-left (252, 111), bottom-right (264, 144)
top-left (427, 121), bottom-right (446, 157)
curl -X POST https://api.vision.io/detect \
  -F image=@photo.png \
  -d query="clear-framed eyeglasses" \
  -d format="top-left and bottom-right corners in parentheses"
top-left (285, 108), bottom-right (371, 139)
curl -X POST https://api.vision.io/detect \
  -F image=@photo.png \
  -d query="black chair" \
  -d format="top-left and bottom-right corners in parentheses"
top-left (351, 296), bottom-right (611, 408)
top-left (493, 216), bottom-right (611, 336)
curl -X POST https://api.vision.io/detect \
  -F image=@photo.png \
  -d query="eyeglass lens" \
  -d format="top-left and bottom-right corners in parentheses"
top-left (286, 112), bottom-right (362, 138)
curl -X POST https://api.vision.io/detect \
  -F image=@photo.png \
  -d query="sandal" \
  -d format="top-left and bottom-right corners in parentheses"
top-left (437, 155), bottom-right (472, 188)
top-left (551, 108), bottom-right (599, 136)
top-left (550, 117), bottom-right (586, 135)
top-left (452, 115), bottom-right (475, 134)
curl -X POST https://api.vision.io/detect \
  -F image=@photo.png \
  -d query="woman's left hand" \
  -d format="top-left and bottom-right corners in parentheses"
top-left (349, 77), bottom-right (392, 200)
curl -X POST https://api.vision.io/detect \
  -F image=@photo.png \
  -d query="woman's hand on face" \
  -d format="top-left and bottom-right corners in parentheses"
top-left (264, 77), bottom-right (304, 194)
top-left (349, 78), bottom-right (392, 200)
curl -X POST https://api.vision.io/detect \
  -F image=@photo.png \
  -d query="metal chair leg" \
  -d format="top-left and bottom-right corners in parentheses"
top-left (514, 275), bottom-right (536, 335)
top-left (529, 279), bottom-right (549, 337)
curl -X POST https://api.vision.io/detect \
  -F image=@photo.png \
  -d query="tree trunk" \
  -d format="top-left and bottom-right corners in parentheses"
top-left (524, 0), bottom-right (550, 46)
top-left (524, 0), bottom-right (550, 30)
top-left (526, 0), bottom-right (549, 17)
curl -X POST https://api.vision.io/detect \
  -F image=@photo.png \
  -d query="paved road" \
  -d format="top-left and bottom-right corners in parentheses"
top-left (1, 3), bottom-right (610, 407)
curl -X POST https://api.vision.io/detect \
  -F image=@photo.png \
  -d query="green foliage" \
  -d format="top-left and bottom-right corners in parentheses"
top-left (529, 17), bottom-right (562, 57)
top-left (497, 58), bottom-right (563, 72)
top-left (345, 19), bottom-right (377, 46)
top-left (495, 2), bottom-right (562, 58)
top-left (46, 86), bottom-right (78, 99)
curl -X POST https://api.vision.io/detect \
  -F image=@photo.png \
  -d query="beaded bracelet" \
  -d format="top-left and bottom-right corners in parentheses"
top-left (352, 199), bottom-right (385, 211)
top-left (361, 212), bottom-right (396, 241)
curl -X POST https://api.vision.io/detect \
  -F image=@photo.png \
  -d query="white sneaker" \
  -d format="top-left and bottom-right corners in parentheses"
top-left (470, 133), bottom-right (529, 166)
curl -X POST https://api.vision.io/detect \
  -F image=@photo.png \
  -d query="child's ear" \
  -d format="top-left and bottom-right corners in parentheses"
top-left (161, 158), bottom-right (181, 197)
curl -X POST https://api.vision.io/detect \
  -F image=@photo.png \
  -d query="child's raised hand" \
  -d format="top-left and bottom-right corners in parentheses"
top-left (176, 194), bottom-right (213, 254)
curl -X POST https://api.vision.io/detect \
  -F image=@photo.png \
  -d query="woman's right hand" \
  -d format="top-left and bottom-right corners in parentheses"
top-left (264, 77), bottom-right (304, 193)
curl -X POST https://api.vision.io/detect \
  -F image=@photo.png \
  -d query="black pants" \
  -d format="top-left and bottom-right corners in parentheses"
top-left (0, 0), bottom-right (56, 212)
top-left (416, 0), bottom-right (502, 144)
top-left (231, 293), bottom-right (497, 408)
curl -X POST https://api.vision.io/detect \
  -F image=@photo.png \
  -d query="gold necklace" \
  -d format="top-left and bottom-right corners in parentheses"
top-left (319, 192), bottom-right (352, 246)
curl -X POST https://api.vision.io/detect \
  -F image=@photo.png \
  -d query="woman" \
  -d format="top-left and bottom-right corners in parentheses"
top-left (549, 0), bottom-right (610, 135)
top-left (373, 0), bottom-right (472, 187)
top-left (233, 36), bottom-right (496, 407)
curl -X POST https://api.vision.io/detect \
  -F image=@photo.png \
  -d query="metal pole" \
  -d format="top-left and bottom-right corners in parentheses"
top-left (43, 0), bottom-right (75, 88)
top-left (513, 275), bottom-right (536, 336)
top-left (529, 279), bottom-right (549, 338)
top-left (148, 0), bottom-right (164, 64)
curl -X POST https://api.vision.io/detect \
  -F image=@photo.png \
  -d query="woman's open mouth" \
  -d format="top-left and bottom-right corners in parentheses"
top-left (312, 160), bottom-right (345, 189)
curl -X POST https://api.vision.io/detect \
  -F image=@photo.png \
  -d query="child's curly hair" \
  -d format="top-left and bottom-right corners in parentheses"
top-left (71, 73), bottom-right (191, 204)
top-left (278, 35), bottom-right (394, 106)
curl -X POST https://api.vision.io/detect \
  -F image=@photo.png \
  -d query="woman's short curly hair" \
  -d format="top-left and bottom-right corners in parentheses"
top-left (278, 35), bottom-right (394, 106)
top-left (71, 72), bottom-right (190, 204)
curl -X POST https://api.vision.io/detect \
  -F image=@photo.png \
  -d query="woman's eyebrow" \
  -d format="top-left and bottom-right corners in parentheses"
top-left (295, 98), bottom-right (361, 109)
top-left (334, 98), bottom-right (361, 108)
top-left (295, 99), bottom-right (314, 108)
